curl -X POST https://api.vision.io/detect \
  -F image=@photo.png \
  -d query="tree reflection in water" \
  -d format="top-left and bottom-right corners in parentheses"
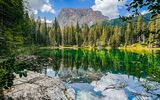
top-left (34, 48), bottom-right (160, 83)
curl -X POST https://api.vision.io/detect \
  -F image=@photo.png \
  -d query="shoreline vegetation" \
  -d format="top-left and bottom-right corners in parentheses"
top-left (38, 44), bottom-right (160, 55)
top-left (40, 45), bottom-right (160, 51)
top-left (43, 46), bottom-right (160, 50)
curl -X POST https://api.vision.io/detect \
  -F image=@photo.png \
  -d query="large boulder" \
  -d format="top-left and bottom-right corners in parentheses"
top-left (4, 71), bottom-right (69, 100)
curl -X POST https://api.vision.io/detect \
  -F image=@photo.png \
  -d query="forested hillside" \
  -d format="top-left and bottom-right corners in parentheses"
top-left (0, 0), bottom-right (37, 55)
top-left (12, 14), bottom-right (159, 48)
top-left (1, 0), bottom-right (160, 56)
top-left (102, 13), bottom-right (151, 26)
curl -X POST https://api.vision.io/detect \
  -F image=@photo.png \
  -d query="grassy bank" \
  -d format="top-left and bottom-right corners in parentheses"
top-left (118, 43), bottom-right (160, 54)
top-left (41, 44), bottom-right (160, 51)
top-left (39, 44), bottom-right (160, 55)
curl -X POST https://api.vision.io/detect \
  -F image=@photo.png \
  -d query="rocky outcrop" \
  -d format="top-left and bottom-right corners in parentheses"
top-left (4, 71), bottom-right (70, 100)
top-left (57, 8), bottom-right (108, 27)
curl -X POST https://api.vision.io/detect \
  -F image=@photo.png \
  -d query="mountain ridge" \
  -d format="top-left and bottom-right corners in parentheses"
top-left (57, 8), bottom-right (109, 27)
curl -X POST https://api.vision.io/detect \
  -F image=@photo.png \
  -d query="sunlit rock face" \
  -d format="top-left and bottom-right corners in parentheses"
top-left (57, 8), bottom-right (108, 27)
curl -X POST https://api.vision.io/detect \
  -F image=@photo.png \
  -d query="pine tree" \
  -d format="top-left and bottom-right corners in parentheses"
top-left (148, 18), bottom-right (156, 47)
top-left (137, 15), bottom-right (143, 33)
top-left (75, 22), bottom-right (80, 46)
top-left (134, 15), bottom-right (145, 43)
top-left (69, 24), bottom-right (76, 45)
top-left (61, 26), bottom-right (65, 46)
top-left (125, 23), bottom-right (131, 46)
top-left (53, 17), bottom-right (61, 46)
top-left (89, 28), bottom-right (97, 47)
top-left (156, 15), bottom-right (160, 34)
top-left (30, 14), bottom-right (37, 44)
top-left (36, 16), bottom-right (41, 44)
top-left (99, 27), bottom-right (106, 46)
top-left (141, 22), bottom-right (146, 43)
top-left (48, 28), bottom-right (55, 46)
top-left (44, 17), bottom-right (49, 45)
top-left (155, 15), bottom-right (160, 44)
top-left (81, 24), bottom-right (89, 46)
top-left (23, 12), bottom-right (32, 44)
top-left (39, 19), bottom-right (45, 45)
top-left (109, 26), bottom-right (121, 48)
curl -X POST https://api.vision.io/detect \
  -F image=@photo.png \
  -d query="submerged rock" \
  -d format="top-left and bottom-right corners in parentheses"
top-left (17, 55), bottom-right (38, 62)
top-left (4, 71), bottom-right (69, 100)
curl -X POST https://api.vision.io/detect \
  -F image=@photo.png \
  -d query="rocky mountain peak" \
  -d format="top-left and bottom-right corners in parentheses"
top-left (57, 8), bottom-right (108, 27)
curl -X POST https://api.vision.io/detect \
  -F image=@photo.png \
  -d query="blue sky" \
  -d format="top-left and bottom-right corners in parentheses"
top-left (38, 0), bottom-right (95, 20)
top-left (26, 0), bottom-right (148, 23)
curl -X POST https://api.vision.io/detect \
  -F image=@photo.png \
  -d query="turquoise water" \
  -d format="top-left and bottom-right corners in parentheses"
top-left (33, 48), bottom-right (160, 99)
top-left (34, 49), bottom-right (160, 82)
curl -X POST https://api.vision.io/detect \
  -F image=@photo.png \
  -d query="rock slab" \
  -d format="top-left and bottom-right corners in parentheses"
top-left (4, 71), bottom-right (69, 100)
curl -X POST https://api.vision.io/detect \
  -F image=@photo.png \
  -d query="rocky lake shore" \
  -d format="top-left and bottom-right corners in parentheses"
top-left (4, 71), bottom-right (160, 100)
top-left (4, 71), bottom-right (72, 100)
top-left (2, 55), bottom-right (160, 100)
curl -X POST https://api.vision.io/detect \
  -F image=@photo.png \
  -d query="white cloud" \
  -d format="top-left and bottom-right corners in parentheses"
top-left (51, 9), bottom-right (55, 14)
top-left (91, 0), bottom-right (126, 19)
top-left (41, 18), bottom-right (52, 23)
top-left (33, 10), bottom-right (38, 15)
top-left (41, 4), bottom-right (55, 14)
top-left (46, 20), bottom-right (52, 23)
top-left (125, 10), bottom-right (149, 17)
top-left (141, 10), bottom-right (149, 15)
top-left (26, 0), bottom-right (55, 14)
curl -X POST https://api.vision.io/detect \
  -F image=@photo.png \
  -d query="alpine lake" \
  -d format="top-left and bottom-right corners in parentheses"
top-left (27, 48), bottom-right (160, 100)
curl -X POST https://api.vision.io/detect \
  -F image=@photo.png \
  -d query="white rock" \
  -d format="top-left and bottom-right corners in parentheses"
top-left (91, 73), bottom-right (160, 100)
top-left (4, 71), bottom-right (69, 100)
top-left (102, 89), bottom-right (128, 100)
top-left (76, 91), bottom-right (99, 100)
top-left (66, 88), bottom-right (75, 100)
